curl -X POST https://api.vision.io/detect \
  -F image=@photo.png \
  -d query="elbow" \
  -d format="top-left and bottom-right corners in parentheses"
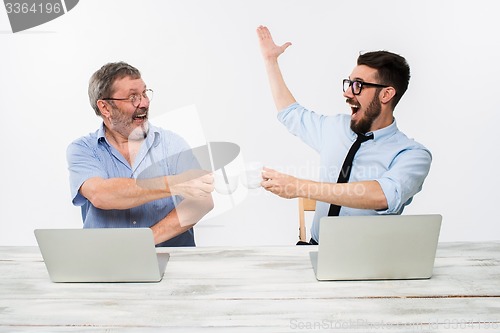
top-left (79, 179), bottom-right (117, 210)
top-left (82, 185), bottom-right (118, 210)
top-left (375, 195), bottom-right (389, 211)
top-left (86, 192), bottom-right (113, 210)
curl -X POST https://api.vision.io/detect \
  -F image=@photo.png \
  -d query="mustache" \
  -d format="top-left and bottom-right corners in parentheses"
top-left (346, 98), bottom-right (359, 107)
top-left (133, 107), bottom-right (149, 117)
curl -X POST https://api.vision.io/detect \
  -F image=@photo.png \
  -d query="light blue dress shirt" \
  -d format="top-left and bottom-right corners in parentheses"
top-left (278, 103), bottom-right (432, 243)
top-left (66, 123), bottom-right (198, 247)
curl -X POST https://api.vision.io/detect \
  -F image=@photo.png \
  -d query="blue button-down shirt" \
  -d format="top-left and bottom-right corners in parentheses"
top-left (66, 123), bottom-right (198, 246)
top-left (278, 103), bottom-right (432, 242)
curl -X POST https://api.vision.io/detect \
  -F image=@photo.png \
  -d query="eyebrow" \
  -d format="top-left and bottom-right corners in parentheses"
top-left (125, 86), bottom-right (147, 93)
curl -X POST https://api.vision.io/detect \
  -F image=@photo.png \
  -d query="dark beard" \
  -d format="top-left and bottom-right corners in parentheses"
top-left (350, 92), bottom-right (381, 134)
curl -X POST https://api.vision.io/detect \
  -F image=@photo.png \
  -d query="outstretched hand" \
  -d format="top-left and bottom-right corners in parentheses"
top-left (256, 25), bottom-right (292, 62)
top-left (261, 167), bottom-right (300, 199)
top-left (169, 169), bottom-right (214, 200)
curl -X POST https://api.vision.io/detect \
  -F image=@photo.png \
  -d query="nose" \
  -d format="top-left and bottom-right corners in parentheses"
top-left (138, 94), bottom-right (150, 108)
top-left (343, 87), bottom-right (354, 99)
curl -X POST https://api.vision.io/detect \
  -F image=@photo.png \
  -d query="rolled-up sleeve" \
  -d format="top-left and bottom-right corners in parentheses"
top-left (375, 147), bottom-right (432, 214)
top-left (66, 140), bottom-right (108, 206)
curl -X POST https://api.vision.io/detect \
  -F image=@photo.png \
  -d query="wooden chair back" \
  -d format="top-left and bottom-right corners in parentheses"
top-left (298, 197), bottom-right (316, 242)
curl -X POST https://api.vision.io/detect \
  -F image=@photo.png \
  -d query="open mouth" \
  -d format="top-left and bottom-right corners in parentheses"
top-left (133, 113), bottom-right (148, 121)
top-left (349, 104), bottom-right (360, 118)
top-left (346, 98), bottom-right (360, 117)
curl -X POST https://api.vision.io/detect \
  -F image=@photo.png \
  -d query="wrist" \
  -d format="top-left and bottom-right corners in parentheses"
top-left (264, 57), bottom-right (280, 68)
top-left (164, 175), bottom-right (173, 194)
top-left (296, 178), bottom-right (309, 198)
top-left (300, 180), bottom-right (320, 200)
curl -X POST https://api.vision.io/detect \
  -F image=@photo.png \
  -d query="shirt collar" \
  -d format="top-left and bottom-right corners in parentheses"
top-left (366, 118), bottom-right (398, 142)
top-left (97, 123), bottom-right (106, 142)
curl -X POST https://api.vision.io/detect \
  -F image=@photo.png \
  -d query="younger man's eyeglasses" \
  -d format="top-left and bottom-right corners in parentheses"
top-left (343, 79), bottom-right (388, 95)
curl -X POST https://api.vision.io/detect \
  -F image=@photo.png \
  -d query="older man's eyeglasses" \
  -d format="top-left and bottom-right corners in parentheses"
top-left (102, 89), bottom-right (154, 108)
top-left (343, 79), bottom-right (388, 95)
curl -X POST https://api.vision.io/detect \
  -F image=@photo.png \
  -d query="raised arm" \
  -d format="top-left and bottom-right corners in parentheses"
top-left (256, 25), bottom-right (296, 111)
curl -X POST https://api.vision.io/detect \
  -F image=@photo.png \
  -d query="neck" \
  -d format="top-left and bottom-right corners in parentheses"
top-left (104, 128), bottom-right (144, 166)
top-left (369, 109), bottom-right (394, 132)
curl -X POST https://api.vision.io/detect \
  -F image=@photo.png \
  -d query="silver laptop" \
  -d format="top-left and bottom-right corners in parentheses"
top-left (310, 214), bottom-right (442, 281)
top-left (34, 228), bottom-right (169, 283)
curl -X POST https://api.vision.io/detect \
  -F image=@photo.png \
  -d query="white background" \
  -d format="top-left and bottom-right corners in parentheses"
top-left (0, 0), bottom-right (499, 246)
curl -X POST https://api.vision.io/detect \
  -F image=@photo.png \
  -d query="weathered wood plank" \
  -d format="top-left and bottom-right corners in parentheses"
top-left (0, 242), bottom-right (499, 332)
top-left (0, 298), bottom-right (499, 331)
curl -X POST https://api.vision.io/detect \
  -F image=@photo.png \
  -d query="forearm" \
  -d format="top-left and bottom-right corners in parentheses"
top-left (80, 170), bottom-right (213, 210)
top-left (299, 179), bottom-right (388, 210)
top-left (81, 176), bottom-right (171, 210)
top-left (150, 196), bottom-right (214, 245)
top-left (264, 58), bottom-right (296, 111)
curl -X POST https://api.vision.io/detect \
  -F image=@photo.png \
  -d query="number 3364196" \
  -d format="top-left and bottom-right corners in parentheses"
top-left (5, 2), bottom-right (61, 14)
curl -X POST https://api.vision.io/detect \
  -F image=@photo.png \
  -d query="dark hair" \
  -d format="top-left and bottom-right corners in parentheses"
top-left (88, 61), bottom-right (141, 116)
top-left (357, 51), bottom-right (410, 109)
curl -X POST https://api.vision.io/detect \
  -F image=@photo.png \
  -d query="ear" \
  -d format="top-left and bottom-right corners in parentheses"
top-left (97, 100), bottom-right (111, 117)
top-left (380, 87), bottom-right (396, 105)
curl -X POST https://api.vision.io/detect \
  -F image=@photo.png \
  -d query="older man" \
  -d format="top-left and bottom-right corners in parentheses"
top-left (67, 62), bottom-right (214, 246)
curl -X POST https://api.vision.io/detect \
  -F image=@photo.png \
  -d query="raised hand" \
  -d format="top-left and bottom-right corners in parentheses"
top-left (256, 25), bottom-right (297, 110)
top-left (256, 25), bottom-right (292, 62)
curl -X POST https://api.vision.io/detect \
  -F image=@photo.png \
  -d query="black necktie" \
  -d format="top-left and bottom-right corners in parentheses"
top-left (328, 133), bottom-right (374, 216)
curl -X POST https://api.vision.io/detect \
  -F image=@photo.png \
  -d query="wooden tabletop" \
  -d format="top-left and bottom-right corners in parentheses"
top-left (1, 242), bottom-right (499, 332)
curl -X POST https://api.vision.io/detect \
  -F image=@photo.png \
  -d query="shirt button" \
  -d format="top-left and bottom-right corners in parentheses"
top-left (132, 221), bottom-right (137, 225)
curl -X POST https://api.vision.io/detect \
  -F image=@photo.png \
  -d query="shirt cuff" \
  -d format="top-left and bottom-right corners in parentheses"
top-left (375, 178), bottom-right (403, 214)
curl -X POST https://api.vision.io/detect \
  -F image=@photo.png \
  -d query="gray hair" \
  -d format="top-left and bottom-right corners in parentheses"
top-left (88, 61), bottom-right (141, 116)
